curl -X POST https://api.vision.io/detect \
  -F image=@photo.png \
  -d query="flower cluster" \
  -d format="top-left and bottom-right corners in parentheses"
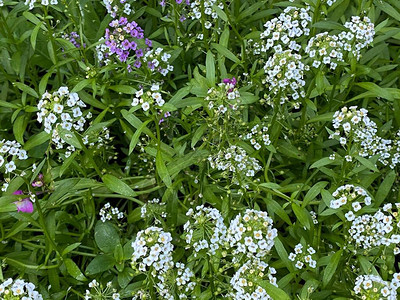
top-left (102, 0), bottom-right (133, 18)
top-left (132, 83), bottom-right (165, 112)
top-left (330, 106), bottom-right (399, 168)
top-left (99, 202), bottom-right (124, 222)
top-left (82, 126), bottom-right (114, 159)
top-left (0, 140), bottom-right (28, 174)
top-left (183, 205), bottom-right (227, 256)
top-left (175, 262), bottom-right (196, 298)
top-left (140, 198), bottom-right (167, 224)
top-left (131, 226), bottom-right (174, 273)
top-left (341, 16), bottom-right (375, 60)
top-left (187, 0), bottom-right (223, 30)
top-left (329, 184), bottom-right (371, 221)
top-left (84, 280), bottom-right (120, 300)
top-left (96, 17), bottom-right (147, 64)
top-left (207, 145), bottom-right (262, 186)
top-left (258, 6), bottom-right (311, 54)
top-left (288, 244), bottom-right (317, 269)
top-left (142, 47), bottom-right (174, 76)
top-left (227, 209), bottom-right (277, 259)
top-left (263, 50), bottom-right (307, 106)
top-left (305, 32), bottom-right (344, 69)
top-left (61, 32), bottom-right (85, 49)
top-left (229, 258), bottom-right (277, 300)
top-left (241, 123), bottom-right (271, 150)
top-left (0, 278), bottom-right (43, 300)
top-left (349, 210), bottom-right (394, 249)
top-left (24, 0), bottom-right (58, 10)
top-left (353, 275), bottom-right (397, 300)
top-left (205, 78), bottom-right (241, 116)
top-left (37, 87), bottom-right (89, 153)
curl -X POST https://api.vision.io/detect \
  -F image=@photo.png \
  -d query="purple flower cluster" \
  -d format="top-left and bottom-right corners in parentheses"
top-left (103, 17), bottom-right (148, 63)
top-left (62, 32), bottom-right (85, 48)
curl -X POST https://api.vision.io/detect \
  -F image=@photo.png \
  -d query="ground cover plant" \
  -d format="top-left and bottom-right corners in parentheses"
top-left (0, 0), bottom-right (400, 299)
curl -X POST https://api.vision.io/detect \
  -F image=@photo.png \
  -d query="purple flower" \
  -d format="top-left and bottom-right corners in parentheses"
top-left (32, 174), bottom-right (44, 187)
top-left (160, 0), bottom-right (166, 6)
top-left (145, 38), bottom-right (152, 47)
top-left (130, 41), bottom-right (137, 50)
top-left (176, 0), bottom-right (183, 3)
top-left (136, 49), bottom-right (143, 58)
top-left (13, 190), bottom-right (33, 213)
top-left (134, 60), bottom-right (142, 68)
top-left (180, 15), bottom-right (186, 22)
top-left (119, 17), bottom-right (128, 25)
top-left (122, 39), bottom-right (131, 50)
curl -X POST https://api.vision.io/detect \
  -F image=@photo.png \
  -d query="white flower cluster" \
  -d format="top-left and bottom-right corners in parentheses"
top-left (306, 16), bottom-right (374, 70)
top-left (24, 0), bottom-right (58, 10)
top-left (208, 145), bottom-right (262, 186)
top-left (310, 211), bottom-right (318, 224)
top-left (131, 226), bottom-right (174, 273)
top-left (99, 202), bottom-right (124, 222)
top-left (288, 244), bottom-right (317, 269)
top-left (205, 79), bottom-right (241, 116)
top-left (331, 106), bottom-right (399, 168)
top-left (354, 275), bottom-right (397, 300)
top-left (142, 48), bottom-right (174, 76)
top-left (349, 210), bottom-right (394, 249)
top-left (0, 140), bottom-right (28, 174)
top-left (85, 280), bottom-right (120, 300)
top-left (102, 0), bottom-right (133, 17)
top-left (341, 16), bottom-right (375, 60)
top-left (241, 124), bottom-right (271, 150)
top-left (0, 278), bottom-right (43, 300)
top-left (188, 0), bottom-right (223, 30)
top-left (263, 50), bottom-right (307, 105)
top-left (0, 0), bottom-right (3, 6)
top-left (132, 83), bottom-right (165, 112)
top-left (37, 87), bottom-right (89, 152)
top-left (329, 184), bottom-right (371, 221)
top-left (173, 262), bottom-right (196, 299)
top-left (229, 258), bottom-right (277, 300)
top-left (227, 209), bottom-right (277, 260)
top-left (183, 205), bottom-right (227, 256)
top-left (305, 32), bottom-right (345, 70)
top-left (258, 6), bottom-right (311, 54)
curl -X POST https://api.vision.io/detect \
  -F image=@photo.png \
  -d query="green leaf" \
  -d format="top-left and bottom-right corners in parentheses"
top-left (256, 280), bottom-right (291, 300)
top-left (292, 203), bottom-right (311, 229)
top-left (322, 249), bottom-right (343, 287)
top-left (354, 155), bottom-right (379, 172)
top-left (13, 115), bottom-right (28, 144)
top-left (102, 174), bottom-right (136, 197)
top-left (121, 109), bottom-right (154, 138)
top-left (274, 237), bottom-right (295, 272)
top-left (64, 258), bottom-right (87, 281)
top-left (24, 131), bottom-right (50, 150)
top-left (206, 51), bottom-right (216, 86)
top-left (85, 255), bottom-right (115, 275)
top-left (94, 222), bottom-right (121, 253)
top-left (191, 123), bottom-right (207, 148)
top-left (156, 150), bottom-right (172, 188)
top-left (71, 79), bottom-right (92, 93)
top-left (30, 22), bottom-right (42, 50)
top-left (109, 85), bottom-right (136, 94)
top-left (375, 170), bottom-right (396, 206)
top-left (211, 43), bottom-right (240, 63)
top-left (310, 157), bottom-right (334, 169)
top-left (302, 181), bottom-right (328, 207)
top-left (129, 119), bottom-right (152, 155)
top-left (13, 82), bottom-right (38, 98)
top-left (62, 243), bottom-right (81, 257)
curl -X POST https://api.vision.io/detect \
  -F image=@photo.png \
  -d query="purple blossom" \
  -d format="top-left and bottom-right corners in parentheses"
top-left (134, 60), bottom-right (142, 68)
top-left (13, 190), bottom-right (33, 213)
top-left (145, 38), bottom-right (152, 47)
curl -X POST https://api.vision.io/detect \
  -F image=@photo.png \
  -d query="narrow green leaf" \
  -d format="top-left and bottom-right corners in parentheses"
top-left (129, 119), bottom-right (152, 154)
top-left (64, 258), bottom-right (87, 281)
top-left (211, 43), bottom-right (240, 63)
top-left (322, 250), bottom-right (343, 287)
top-left (206, 51), bottom-right (216, 86)
top-left (156, 150), bottom-right (172, 188)
top-left (102, 174), bottom-right (136, 197)
top-left (13, 82), bottom-right (38, 98)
